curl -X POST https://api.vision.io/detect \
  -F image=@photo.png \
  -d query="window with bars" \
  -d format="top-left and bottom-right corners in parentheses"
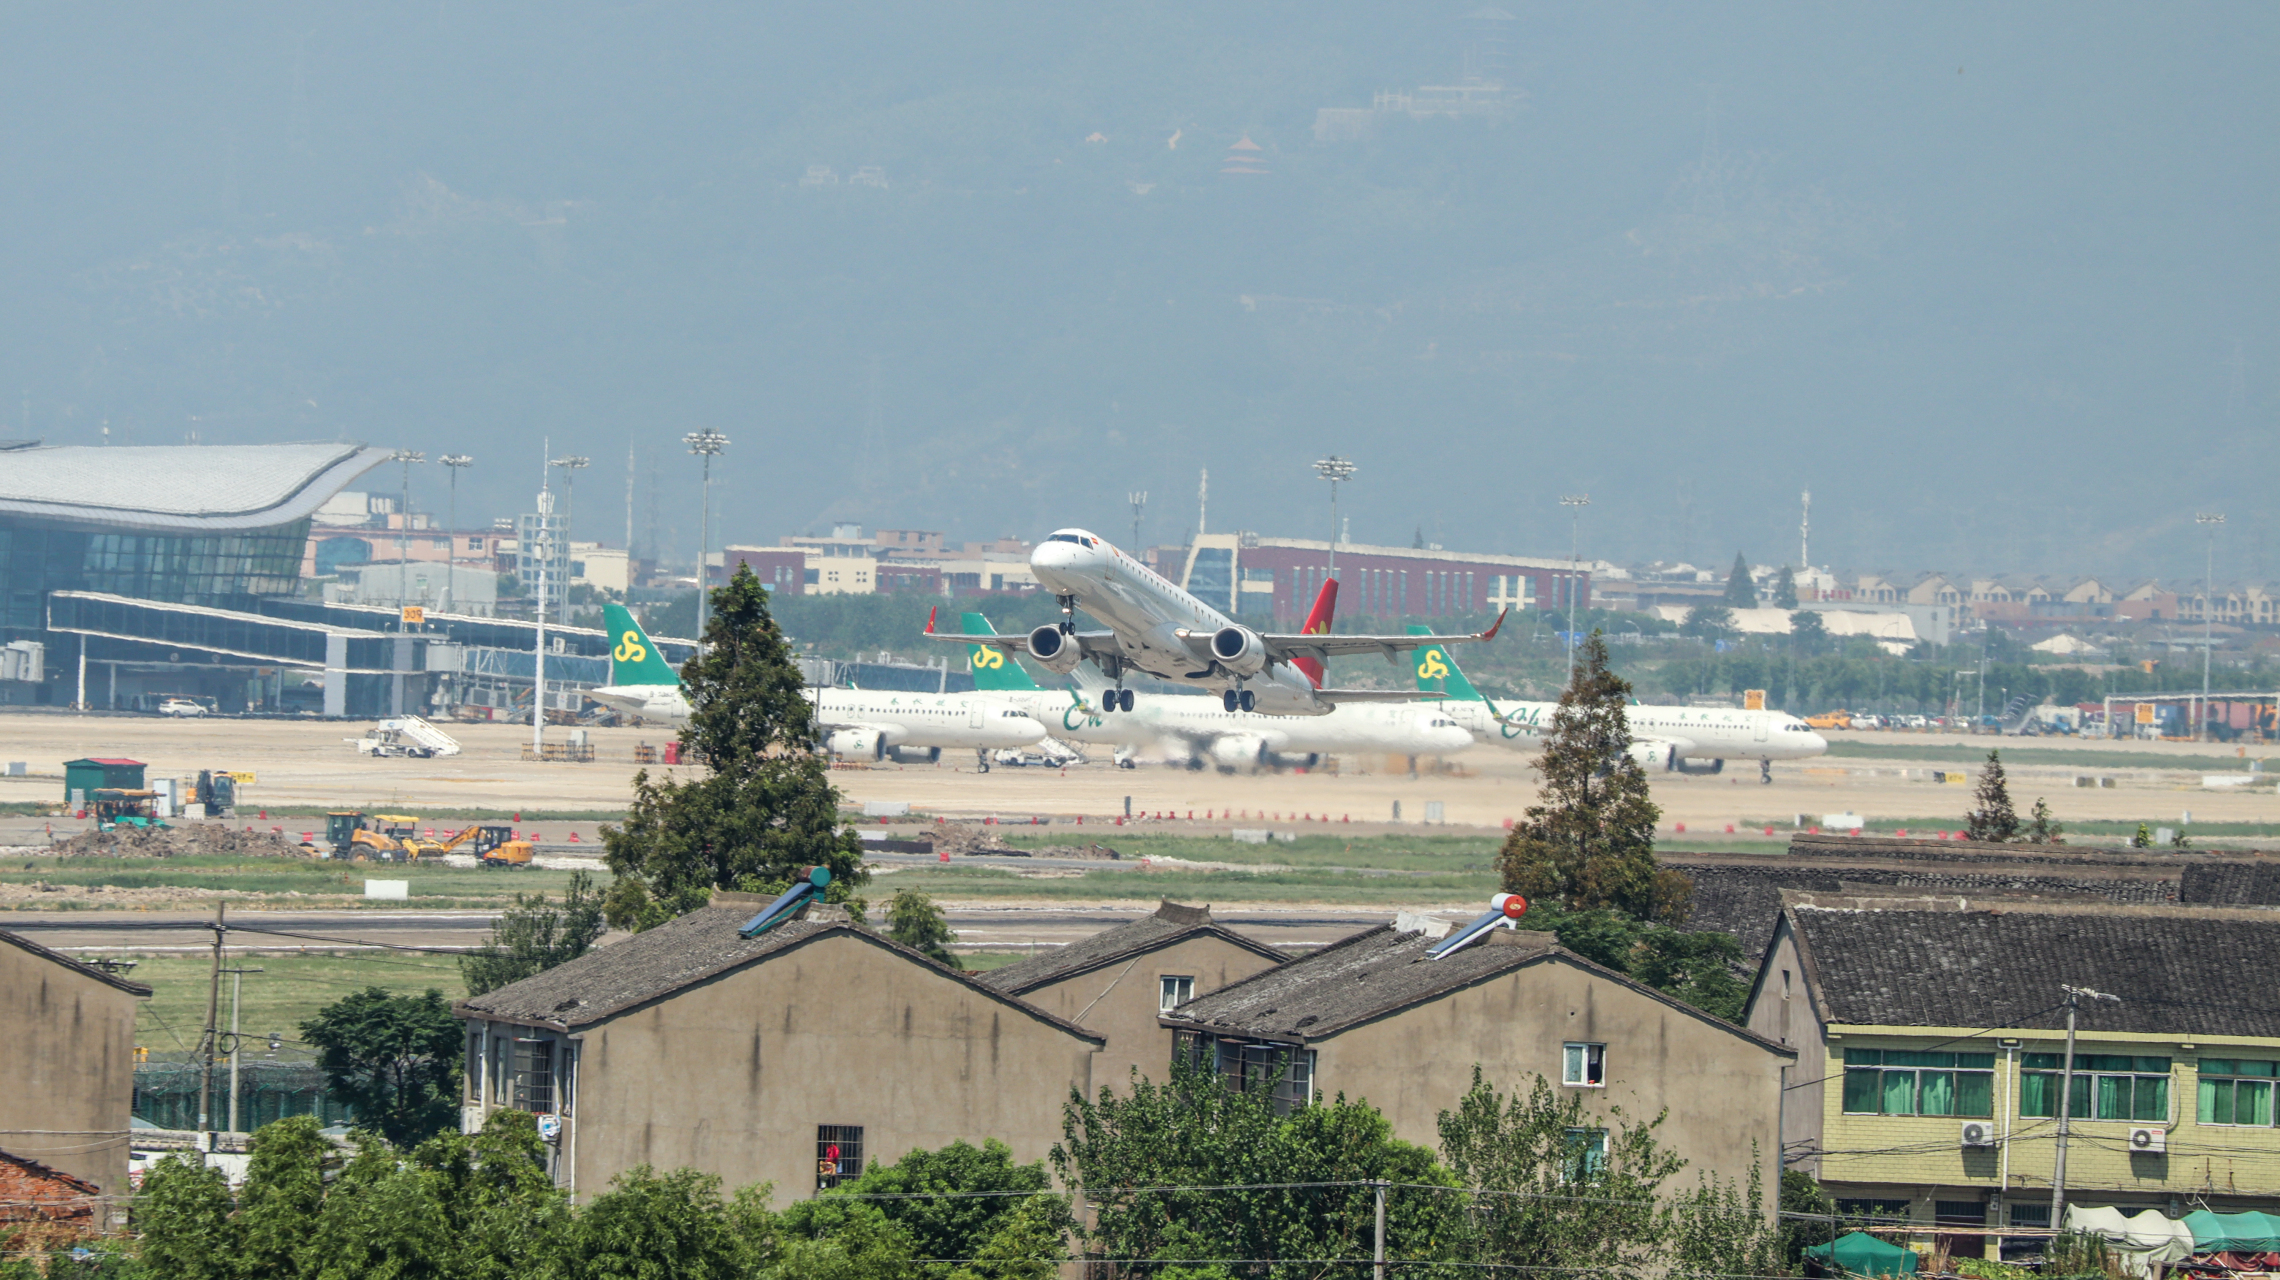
top-left (512, 1038), bottom-right (554, 1113)
top-left (2198, 1059), bottom-right (2276, 1127)
top-left (1841, 1048), bottom-right (1995, 1117)
top-left (2019, 1053), bottom-right (2169, 1121)
top-left (1172, 1033), bottom-right (1314, 1115)
top-left (816, 1125), bottom-right (864, 1190)
top-left (1159, 975), bottom-right (1194, 1013)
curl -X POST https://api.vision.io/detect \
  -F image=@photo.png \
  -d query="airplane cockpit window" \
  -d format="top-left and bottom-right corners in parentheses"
top-left (1046, 533), bottom-right (1085, 545)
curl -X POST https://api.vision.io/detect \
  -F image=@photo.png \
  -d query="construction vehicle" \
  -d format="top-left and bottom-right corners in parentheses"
top-left (324, 811), bottom-right (414, 862)
top-left (346, 716), bottom-right (463, 759)
top-left (1804, 710), bottom-right (1853, 730)
top-left (93, 789), bottom-right (169, 830)
top-left (472, 824), bottom-right (535, 868)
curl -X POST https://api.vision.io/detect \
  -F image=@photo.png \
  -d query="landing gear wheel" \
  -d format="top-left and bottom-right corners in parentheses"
top-left (1760, 758), bottom-right (1773, 784)
top-left (1056, 594), bottom-right (1077, 635)
top-left (1222, 690), bottom-right (1240, 713)
top-left (1239, 689), bottom-right (1256, 712)
top-left (977, 749), bottom-right (992, 775)
top-left (1117, 689), bottom-right (1134, 712)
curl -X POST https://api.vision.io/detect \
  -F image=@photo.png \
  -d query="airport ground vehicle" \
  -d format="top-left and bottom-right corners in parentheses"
top-left (157, 698), bottom-right (207, 717)
top-left (1805, 710), bottom-right (1852, 730)
top-left (471, 825), bottom-right (534, 867)
top-left (93, 789), bottom-right (168, 830)
top-left (345, 716), bottom-right (463, 758)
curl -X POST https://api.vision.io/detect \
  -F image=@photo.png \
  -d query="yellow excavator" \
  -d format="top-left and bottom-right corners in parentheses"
top-left (398, 823), bottom-right (536, 865)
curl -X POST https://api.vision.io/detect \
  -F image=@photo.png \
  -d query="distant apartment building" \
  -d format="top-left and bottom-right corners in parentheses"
top-left (1175, 532), bottom-right (1579, 624)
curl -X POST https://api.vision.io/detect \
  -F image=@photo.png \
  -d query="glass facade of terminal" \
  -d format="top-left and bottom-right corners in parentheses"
top-left (0, 516), bottom-right (311, 635)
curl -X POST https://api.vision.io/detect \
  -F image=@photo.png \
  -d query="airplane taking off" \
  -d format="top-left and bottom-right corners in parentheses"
top-left (587, 604), bottom-right (1048, 767)
top-left (927, 529), bottom-right (1505, 716)
top-left (1403, 627), bottom-right (1829, 782)
top-left (960, 611), bottom-right (1473, 771)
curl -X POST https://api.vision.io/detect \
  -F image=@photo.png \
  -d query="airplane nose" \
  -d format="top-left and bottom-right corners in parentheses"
top-left (1806, 732), bottom-right (1828, 752)
top-left (1031, 540), bottom-right (1081, 573)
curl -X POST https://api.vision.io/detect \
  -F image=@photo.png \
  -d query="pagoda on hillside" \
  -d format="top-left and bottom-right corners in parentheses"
top-left (1220, 135), bottom-right (1268, 176)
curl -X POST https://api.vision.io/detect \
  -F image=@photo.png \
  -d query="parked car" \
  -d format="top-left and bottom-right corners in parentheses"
top-left (157, 698), bottom-right (207, 717)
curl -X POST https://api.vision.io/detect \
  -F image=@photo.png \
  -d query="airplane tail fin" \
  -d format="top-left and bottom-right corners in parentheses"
top-left (961, 612), bottom-right (1042, 691)
top-left (602, 603), bottom-right (681, 686)
top-left (1290, 578), bottom-right (1339, 689)
top-left (1405, 623), bottom-right (1485, 701)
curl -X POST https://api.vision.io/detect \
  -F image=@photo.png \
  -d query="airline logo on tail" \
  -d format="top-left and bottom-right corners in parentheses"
top-left (1290, 579), bottom-right (1339, 689)
top-left (1406, 624), bottom-right (1538, 738)
top-left (961, 612), bottom-right (1041, 692)
top-left (601, 604), bottom-right (682, 686)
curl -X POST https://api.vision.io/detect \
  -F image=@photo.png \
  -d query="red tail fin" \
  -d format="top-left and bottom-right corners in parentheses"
top-left (1291, 578), bottom-right (1338, 689)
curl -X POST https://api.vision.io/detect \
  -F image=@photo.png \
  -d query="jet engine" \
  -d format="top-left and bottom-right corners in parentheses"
top-left (1674, 757), bottom-right (1726, 775)
top-left (887, 745), bottom-right (941, 765)
top-left (1263, 751), bottom-right (1321, 772)
top-left (1209, 625), bottom-right (1267, 678)
top-left (1625, 741), bottom-right (1678, 772)
top-left (1025, 625), bottom-right (1084, 675)
top-left (823, 728), bottom-right (885, 761)
top-left (1208, 734), bottom-right (1270, 771)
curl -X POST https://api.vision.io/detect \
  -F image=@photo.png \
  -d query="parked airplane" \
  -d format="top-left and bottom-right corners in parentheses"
top-left (926, 529), bottom-right (1504, 716)
top-left (588, 604), bottom-right (1048, 767)
top-left (1403, 626), bottom-right (1829, 782)
top-left (958, 610), bottom-right (1474, 771)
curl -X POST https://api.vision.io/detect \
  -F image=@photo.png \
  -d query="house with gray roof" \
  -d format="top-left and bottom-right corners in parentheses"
top-left (1744, 895), bottom-right (2280, 1252)
top-left (978, 901), bottom-right (1287, 1092)
top-left (455, 894), bottom-right (1102, 1201)
top-left (1162, 915), bottom-right (1795, 1212)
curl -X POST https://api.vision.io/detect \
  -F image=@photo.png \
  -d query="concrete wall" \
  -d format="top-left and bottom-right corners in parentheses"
top-left (475, 930), bottom-right (1100, 1202)
top-left (0, 938), bottom-right (143, 1200)
top-left (1015, 934), bottom-right (1284, 1096)
top-left (1744, 924), bottom-right (1826, 1178)
top-left (1317, 954), bottom-right (1792, 1213)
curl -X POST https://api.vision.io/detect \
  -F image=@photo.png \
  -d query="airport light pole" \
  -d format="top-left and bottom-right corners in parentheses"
top-left (686, 430), bottom-right (729, 643)
top-left (389, 450), bottom-right (425, 608)
top-left (2050, 984), bottom-right (2122, 1222)
top-left (439, 455), bottom-right (472, 613)
top-left (1127, 490), bottom-right (1147, 553)
top-left (1314, 456), bottom-right (1356, 580)
top-left (551, 454), bottom-right (590, 613)
top-left (2197, 513), bottom-right (2224, 742)
top-left (1561, 494), bottom-right (1591, 689)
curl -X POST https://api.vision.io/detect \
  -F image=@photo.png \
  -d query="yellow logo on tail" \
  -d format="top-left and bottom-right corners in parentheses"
top-left (1417, 649), bottom-right (1450, 680)
top-left (614, 631), bottom-right (648, 664)
top-left (970, 646), bottom-right (1005, 671)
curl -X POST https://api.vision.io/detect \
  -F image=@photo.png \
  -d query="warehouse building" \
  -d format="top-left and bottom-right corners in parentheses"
top-left (1174, 532), bottom-right (1585, 624)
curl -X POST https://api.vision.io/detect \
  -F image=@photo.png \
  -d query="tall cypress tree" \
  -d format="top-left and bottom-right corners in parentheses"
top-left (1721, 553), bottom-right (1758, 608)
top-left (1772, 565), bottom-right (1799, 609)
top-left (1965, 749), bottom-right (2021, 843)
top-left (602, 565), bottom-right (865, 928)
top-left (1497, 631), bottom-right (1690, 923)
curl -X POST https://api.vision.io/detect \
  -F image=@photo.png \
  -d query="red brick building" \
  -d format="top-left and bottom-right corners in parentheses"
top-left (1173, 533), bottom-right (1586, 624)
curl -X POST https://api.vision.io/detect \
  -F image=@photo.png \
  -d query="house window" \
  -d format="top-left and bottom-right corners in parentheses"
top-left (1563, 1127), bottom-right (1607, 1179)
top-left (1175, 1033), bottom-right (1314, 1115)
top-left (466, 1029), bottom-right (483, 1101)
top-left (2019, 1053), bottom-right (2169, 1121)
top-left (1841, 1048), bottom-right (1995, 1117)
top-left (817, 1124), bottom-right (864, 1190)
top-left (1836, 1199), bottom-right (1914, 1226)
top-left (1160, 976), bottom-right (1194, 1013)
top-left (2198, 1059), bottom-right (2277, 1127)
top-left (512, 1038), bottom-right (555, 1113)
top-left (467, 536), bottom-right (485, 550)
top-left (1563, 1043), bottom-right (1606, 1087)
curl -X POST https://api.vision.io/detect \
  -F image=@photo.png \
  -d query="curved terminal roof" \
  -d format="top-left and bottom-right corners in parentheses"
top-left (0, 441), bottom-right (391, 533)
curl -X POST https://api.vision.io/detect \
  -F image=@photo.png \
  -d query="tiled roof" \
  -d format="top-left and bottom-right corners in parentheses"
top-left (455, 901), bottom-right (1099, 1042)
top-left (0, 930), bottom-right (152, 996)
top-left (1785, 901), bottom-right (2280, 1037)
top-left (1165, 922), bottom-right (1790, 1055)
top-left (0, 442), bottom-right (389, 532)
top-left (977, 900), bottom-right (1287, 995)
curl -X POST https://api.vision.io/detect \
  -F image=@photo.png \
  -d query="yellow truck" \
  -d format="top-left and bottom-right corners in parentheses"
top-left (1804, 709), bottom-right (1853, 731)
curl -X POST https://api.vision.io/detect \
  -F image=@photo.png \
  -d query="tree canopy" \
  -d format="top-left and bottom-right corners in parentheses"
top-left (1721, 554), bottom-right (1758, 608)
top-left (602, 566), bottom-right (865, 929)
top-left (1964, 749), bottom-right (2021, 842)
top-left (297, 988), bottom-right (464, 1148)
top-left (461, 869), bottom-right (607, 996)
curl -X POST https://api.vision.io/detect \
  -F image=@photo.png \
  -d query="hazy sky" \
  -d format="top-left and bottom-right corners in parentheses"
top-left (3, 4), bottom-right (2272, 581)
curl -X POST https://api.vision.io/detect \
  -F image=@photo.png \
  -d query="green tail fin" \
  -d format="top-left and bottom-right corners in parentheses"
top-left (962, 612), bottom-right (1040, 691)
top-left (1405, 624), bottom-right (1485, 701)
top-left (602, 603), bottom-right (681, 686)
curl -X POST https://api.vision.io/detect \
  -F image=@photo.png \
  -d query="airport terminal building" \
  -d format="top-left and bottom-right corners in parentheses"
top-left (0, 440), bottom-right (683, 718)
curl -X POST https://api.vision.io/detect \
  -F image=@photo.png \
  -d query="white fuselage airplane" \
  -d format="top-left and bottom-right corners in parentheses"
top-left (1452, 700), bottom-right (1829, 769)
top-left (932, 529), bottom-right (1504, 716)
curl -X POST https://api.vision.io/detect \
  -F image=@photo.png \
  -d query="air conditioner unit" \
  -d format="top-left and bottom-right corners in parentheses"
top-left (1960, 1121), bottom-right (1996, 1148)
top-left (2128, 1127), bottom-right (2166, 1155)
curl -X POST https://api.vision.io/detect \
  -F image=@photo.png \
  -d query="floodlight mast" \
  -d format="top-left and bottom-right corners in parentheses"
top-left (439, 455), bottom-right (473, 612)
top-left (686, 431), bottom-right (729, 644)
top-left (1560, 495), bottom-right (1591, 689)
top-left (389, 450), bottom-right (426, 608)
top-left (2196, 513), bottom-right (2224, 742)
top-left (1314, 456), bottom-right (1356, 580)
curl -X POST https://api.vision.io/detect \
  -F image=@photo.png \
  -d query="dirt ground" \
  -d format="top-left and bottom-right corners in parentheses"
top-left (1, 712), bottom-right (2275, 839)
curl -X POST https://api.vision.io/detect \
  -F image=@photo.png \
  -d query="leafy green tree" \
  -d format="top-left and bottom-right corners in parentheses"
top-left (298, 988), bottom-right (464, 1148)
top-left (1788, 608), bottom-right (1828, 655)
top-left (1776, 1167), bottom-right (1838, 1266)
top-left (602, 565), bottom-right (865, 929)
top-left (1721, 554), bottom-right (1757, 608)
top-left (1498, 632), bottom-right (1689, 924)
top-left (1055, 1057), bottom-right (1456, 1272)
top-left (1964, 749), bottom-right (2020, 842)
top-left (234, 1117), bottom-right (333, 1279)
top-left (567, 1166), bottom-right (763, 1280)
top-left (1629, 928), bottom-right (1750, 1023)
top-left (1772, 566), bottom-right (1799, 609)
top-left (461, 869), bottom-right (608, 996)
top-left (1679, 603), bottom-right (1735, 640)
top-left (2026, 797), bottom-right (2064, 844)
top-left (299, 1139), bottom-right (454, 1280)
top-left (2132, 822), bottom-right (2154, 848)
top-left (947, 1197), bottom-right (1070, 1280)
top-left (810, 1138), bottom-right (1065, 1279)
top-left (1436, 1068), bottom-right (1683, 1280)
top-left (885, 889), bottom-right (960, 969)
top-left (415, 1110), bottom-right (573, 1280)
top-left (771, 1199), bottom-right (918, 1280)
top-left (1665, 1158), bottom-right (1777, 1280)
top-left (132, 1154), bottom-right (239, 1280)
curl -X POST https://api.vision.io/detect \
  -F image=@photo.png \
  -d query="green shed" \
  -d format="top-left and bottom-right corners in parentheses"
top-left (64, 758), bottom-right (146, 804)
top-left (1803, 1230), bottom-right (1918, 1277)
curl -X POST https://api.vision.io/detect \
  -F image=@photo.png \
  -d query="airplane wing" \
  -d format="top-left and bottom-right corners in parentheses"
top-left (1254, 610), bottom-right (1509, 665)
top-left (921, 606), bottom-right (1122, 658)
top-left (1313, 688), bottom-right (1448, 706)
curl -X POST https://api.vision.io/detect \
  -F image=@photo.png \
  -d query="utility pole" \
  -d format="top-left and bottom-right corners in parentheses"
top-left (439, 455), bottom-right (472, 613)
top-left (221, 965), bottom-right (263, 1133)
top-left (1799, 489), bottom-right (1811, 579)
top-left (1197, 468), bottom-right (1208, 538)
top-left (197, 903), bottom-right (227, 1142)
top-left (2197, 513), bottom-right (2224, 741)
top-left (389, 450), bottom-right (426, 608)
top-left (1314, 456), bottom-right (1356, 579)
top-left (534, 445), bottom-right (553, 755)
top-left (2051, 984), bottom-right (2122, 1221)
top-left (1561, 494), bottom-right (1591, 689)
top-left (685, 431), bottom-right (729, 644)
top-left (1127, 490), bottom-right (1147, 552)
top-left (1373, 1178), bottom-right (1388, 1280)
